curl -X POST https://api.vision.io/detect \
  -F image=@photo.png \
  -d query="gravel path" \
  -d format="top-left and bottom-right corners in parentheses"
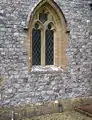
top-left (26, 111), bottom-right (92, 120)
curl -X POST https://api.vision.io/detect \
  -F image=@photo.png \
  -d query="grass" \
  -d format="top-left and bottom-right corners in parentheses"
top-left (24, 111), bottom-right (92, 120)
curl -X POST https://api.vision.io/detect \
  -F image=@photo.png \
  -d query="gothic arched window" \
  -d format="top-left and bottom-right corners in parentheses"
top-left (45, 23), bottom-right (54, 65)
top-left (31, 7), bottom-right (55, 66)
top-left (27, 0), bottom-right (68, 71)
top-left (32, 23), bottom-right (41, 65)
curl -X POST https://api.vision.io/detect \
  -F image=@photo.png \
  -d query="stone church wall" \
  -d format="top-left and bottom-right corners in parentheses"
top-left (0, 0), bottom-right (92, 106)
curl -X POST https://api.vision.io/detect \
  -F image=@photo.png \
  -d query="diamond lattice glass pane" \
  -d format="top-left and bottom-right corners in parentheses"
top-left (45, 29), bottom-right (54, 65)
top-left (39, 12), bottom-right (48, 23)
top-left (32, 28), bottom-right (41, 65)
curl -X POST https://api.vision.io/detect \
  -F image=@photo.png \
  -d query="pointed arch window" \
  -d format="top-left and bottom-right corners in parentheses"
top-left (31, 8), bottom-right (55, 66)
top-left (32, 23), bottom-right (41, 65)
top-left (45, 23), bottom-right (54, 65)
top-left (27, 0), bottom-right (68, 70)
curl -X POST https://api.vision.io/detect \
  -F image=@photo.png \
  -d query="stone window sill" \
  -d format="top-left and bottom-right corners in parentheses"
top-left (30, 65), bottom-right (63, 74)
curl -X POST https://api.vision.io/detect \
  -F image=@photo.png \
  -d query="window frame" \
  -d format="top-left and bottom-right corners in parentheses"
top-left (31, 11), bottom-right (56, 66)
top-left (26, 0), bottom-right (68, 71)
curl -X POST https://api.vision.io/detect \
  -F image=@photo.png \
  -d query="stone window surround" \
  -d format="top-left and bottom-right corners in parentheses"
top-left (32, 14), bottom-right (55, 66)
top-left (25, 0), bottom-right (68, 72)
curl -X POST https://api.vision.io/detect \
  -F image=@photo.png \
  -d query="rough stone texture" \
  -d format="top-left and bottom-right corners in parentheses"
top-left (0, 0), bottom-right (92, 106)
top-left (1, 97), bottom-right (92, 120)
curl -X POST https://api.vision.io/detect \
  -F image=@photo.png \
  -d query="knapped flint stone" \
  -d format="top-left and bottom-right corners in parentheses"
top-left (0, 0), bottom-right (92, 106)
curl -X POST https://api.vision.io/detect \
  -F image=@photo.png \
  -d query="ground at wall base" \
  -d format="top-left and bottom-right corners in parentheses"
top-left (25, 111), bottom-right (92, 120)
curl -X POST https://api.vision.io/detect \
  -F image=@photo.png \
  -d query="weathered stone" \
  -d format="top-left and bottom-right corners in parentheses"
top-left (0, 0), bottom-right (92, 107)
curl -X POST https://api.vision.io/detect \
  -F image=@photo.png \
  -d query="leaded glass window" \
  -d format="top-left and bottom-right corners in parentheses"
top-left (28, 0), bottom-right (68, 71)
top-left (39, 10), bottom-right (48, 23)
top-left (32, 23), bottom-right (41, 65)
top-left (32, 8), bottom-right (54, 66)
top-left (45, 23), bottom-right (54, 65)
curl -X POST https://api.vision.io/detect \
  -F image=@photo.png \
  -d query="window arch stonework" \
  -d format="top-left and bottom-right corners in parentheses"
top-left (26, 0), bottom-right (68, 71)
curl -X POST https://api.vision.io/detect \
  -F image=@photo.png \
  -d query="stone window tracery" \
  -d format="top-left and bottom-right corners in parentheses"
top-left (32, 8), bottom-right (55, 66)
top-left (27, 0), bottom-right (68, 71)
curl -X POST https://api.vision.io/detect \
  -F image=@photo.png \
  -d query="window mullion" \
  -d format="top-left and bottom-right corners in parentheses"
top-left (41, 29), bottom-right (45, 66)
